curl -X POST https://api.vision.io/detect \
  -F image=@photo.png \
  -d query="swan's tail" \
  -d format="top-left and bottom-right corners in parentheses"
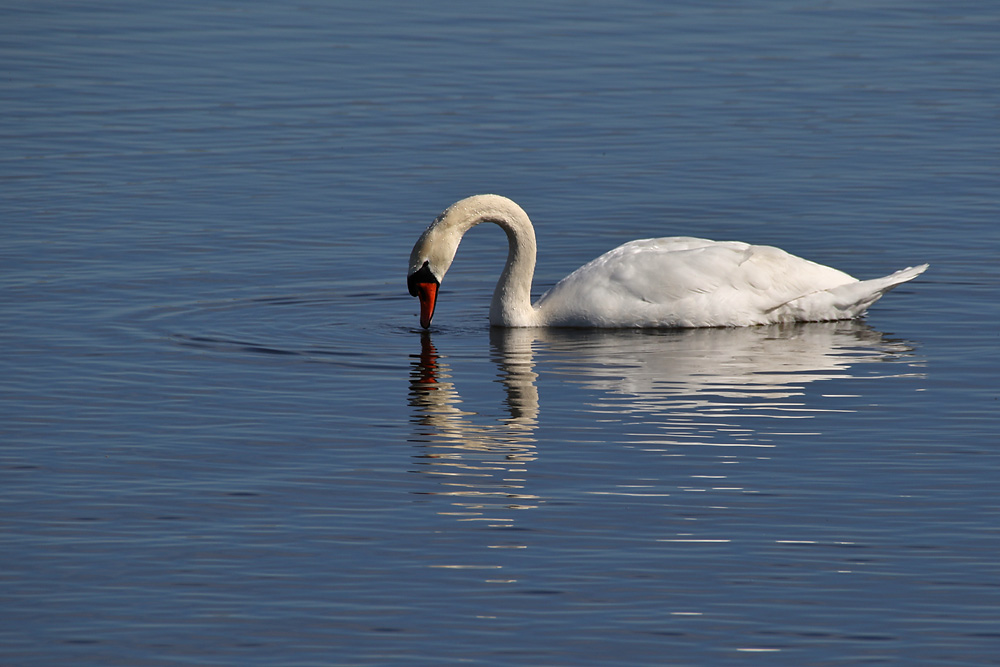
top-left (784, 263), bottom-right (929, 321)
top-left (859, 264), bottom-right (929, 294)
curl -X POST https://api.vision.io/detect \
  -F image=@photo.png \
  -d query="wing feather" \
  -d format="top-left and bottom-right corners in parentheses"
top-left (537, 238), bottom-right (857, 327)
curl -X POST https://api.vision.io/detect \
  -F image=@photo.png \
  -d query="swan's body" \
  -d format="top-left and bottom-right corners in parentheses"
top-left (407, 194), bottom-right (927, 329)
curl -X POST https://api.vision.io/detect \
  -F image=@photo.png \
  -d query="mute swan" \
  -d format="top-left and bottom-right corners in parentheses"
top-left (407, 194), bottom-right (927, 329)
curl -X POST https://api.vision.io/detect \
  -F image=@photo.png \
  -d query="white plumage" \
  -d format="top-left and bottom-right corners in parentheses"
top-left (407, 194), bottom-right (927, 329)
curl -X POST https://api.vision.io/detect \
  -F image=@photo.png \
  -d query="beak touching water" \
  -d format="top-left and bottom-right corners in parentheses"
top-left (407, 261), bottom-right (439, 329)
top-left (415, 281), bottom-right (438, 328)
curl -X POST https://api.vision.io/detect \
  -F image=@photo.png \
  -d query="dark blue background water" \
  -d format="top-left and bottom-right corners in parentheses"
top-left (3, 1), bottom-right (999, 664)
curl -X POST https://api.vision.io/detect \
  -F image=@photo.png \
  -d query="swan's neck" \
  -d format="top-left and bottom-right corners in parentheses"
top-left (445, 196), bottom-right (539, 327)
top-left (489, 210), bottom-right (538, 327)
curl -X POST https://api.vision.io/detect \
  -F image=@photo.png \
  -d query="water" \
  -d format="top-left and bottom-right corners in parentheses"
top-left (3, 1), bottom-right (999, 664)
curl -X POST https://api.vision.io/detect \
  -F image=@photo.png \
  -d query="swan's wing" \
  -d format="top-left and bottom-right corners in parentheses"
top-left (536, 238), bottom-right (858, 327)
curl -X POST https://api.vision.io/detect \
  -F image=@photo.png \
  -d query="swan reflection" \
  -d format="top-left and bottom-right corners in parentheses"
top-left (407, 321), bottom-right (918, 520)
top-left (540, 320), bottom-right (914, 413)
top-left (408, 332), bottom-right (541, 527)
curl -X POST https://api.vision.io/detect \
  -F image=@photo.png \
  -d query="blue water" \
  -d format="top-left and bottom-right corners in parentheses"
top-left (3, 1), bottom-right (999, 664)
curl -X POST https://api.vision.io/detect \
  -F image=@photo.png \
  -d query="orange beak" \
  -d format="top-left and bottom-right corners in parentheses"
top-left (416, 281), bottom-right (439, 329)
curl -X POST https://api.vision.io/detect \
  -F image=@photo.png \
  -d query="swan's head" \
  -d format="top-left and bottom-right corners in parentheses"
top-left (407, 194), bottom-right (533, 328)
top-left (407, 211), bottom-right (462, 328)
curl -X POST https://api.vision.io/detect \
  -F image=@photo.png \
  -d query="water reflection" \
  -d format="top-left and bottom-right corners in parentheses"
top-left (407, 322), bottom-right (918, 514)
top-left (535, 321), bottom-right (919, 449)
top-left (407, 332), bottom-right (541, 529)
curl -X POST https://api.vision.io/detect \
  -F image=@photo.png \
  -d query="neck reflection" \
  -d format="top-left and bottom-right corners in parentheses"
top-left (407, 330), bottom-right (541, 526)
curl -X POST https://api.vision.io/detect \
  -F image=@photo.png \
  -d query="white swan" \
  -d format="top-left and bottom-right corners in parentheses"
top-left (407, 194), bottom-right (928, 329)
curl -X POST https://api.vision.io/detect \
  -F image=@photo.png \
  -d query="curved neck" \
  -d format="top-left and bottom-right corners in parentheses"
top-left (445, 196), bottom-right (539, 327)
top-left (489, 210), bottom-right (538, 327)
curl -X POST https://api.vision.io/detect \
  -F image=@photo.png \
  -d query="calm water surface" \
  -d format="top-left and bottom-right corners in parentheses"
top-left (3, 1), bottom-right (1000, 665)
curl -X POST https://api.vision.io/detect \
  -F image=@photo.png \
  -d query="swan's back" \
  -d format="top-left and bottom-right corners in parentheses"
top-left (535, 237), bottom-right (919, 328)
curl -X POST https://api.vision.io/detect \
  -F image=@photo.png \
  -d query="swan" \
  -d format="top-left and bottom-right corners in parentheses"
top-left (407, 194), bottom-right (928, 329)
